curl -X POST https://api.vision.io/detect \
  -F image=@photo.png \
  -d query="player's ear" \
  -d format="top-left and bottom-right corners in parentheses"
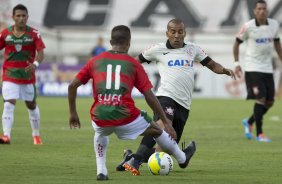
top-left (166, 31), bottom-right (169, 38)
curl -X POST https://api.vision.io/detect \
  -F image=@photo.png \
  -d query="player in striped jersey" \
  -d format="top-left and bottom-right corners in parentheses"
top-left (233, 0), bottom-right (282, 142)
top-left (0, 4), bottom-right (45, 145)
top-left (68, 25), bottom-right (198, 180)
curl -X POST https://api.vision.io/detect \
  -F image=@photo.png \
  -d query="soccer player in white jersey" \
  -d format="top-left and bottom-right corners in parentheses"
top-left (116, 19), bottom-right (235, 172)
top-left (233, 0), bottom-right (282, 142)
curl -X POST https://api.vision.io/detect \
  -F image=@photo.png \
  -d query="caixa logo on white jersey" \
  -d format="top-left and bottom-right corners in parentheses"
top-left (98, 93), bottom-right (122, 105)
top-left (255, 37), bottom-right (273, 44)
top-left (167, 59), bottom-right (194, 67)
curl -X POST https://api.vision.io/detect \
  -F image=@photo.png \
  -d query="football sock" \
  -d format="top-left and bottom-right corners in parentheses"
top-left (248, 115), bottom-right (255, 126)
top-left (27, 106), bottom-right (40, 136)
top-left (154, 131), bottom-right (186, 164)
top-left (2, 102), bottom-right (15, 138)
top-left (135, 135), bottom-right (156, 162)
top-left (94, 134), bottom-right (109, 175)
top-left (253, 103), bottom-right (267, 136)
top-left (143, 148), bottom-right (156, 163)
top-left (248, 108), bottom-right (268, 126)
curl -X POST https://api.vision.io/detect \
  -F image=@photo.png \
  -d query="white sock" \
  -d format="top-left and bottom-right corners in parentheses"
top-left (94, 133), bottom-right (109, 175)
top-left (2, 102), bottom-right (15, 138)
top-left (155, 131), bottom-right (186, 164)
top-left (27, 106), bottom-right (40, 136)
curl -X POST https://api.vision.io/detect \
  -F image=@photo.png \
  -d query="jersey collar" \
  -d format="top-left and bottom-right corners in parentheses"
top-left (108, 50), bottom-right (128, 54)
top-left (255, 18), bottom-right (269, 26)
top-left (166, 40), bottom-right (186, 49)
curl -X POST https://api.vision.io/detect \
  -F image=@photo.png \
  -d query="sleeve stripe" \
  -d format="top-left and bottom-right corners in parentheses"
top-left (138, 54), bottom-right (151, 64)
top-left (274, 38), bottom-right (280, 42)
top-left (200, 56), bottom-right (212, 66)
top-left (236, 37), bottom-right (243, 44)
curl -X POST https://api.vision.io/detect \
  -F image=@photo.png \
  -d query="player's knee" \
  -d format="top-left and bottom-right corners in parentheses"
top-left (265, 101), bottom-right (274, 108)
top-left (25, 101), bottom-right (36, 110)
top-left (146, 123), bottom-right (162, 137)
top-left (3, 102), bottom-right (15, 114)
top-left (256, 97), bottom-right (266, 105)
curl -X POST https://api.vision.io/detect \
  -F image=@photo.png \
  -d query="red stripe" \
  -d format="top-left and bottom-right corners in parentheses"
top-left (92, 110), bottom-right (140, 127)
top-left (3, 61), bottom-right (29, 67)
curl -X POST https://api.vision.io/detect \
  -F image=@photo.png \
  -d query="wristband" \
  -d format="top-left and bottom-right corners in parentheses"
top-left (33, 61), bottom-right (40, 67)
top-left (234, 61), bottom-right (239, 67)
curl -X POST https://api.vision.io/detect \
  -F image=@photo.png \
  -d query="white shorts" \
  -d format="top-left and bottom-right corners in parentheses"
top-left (2, 81), bottom-right (36, 101)
top-left (92, 114), bottom-right (151, 140)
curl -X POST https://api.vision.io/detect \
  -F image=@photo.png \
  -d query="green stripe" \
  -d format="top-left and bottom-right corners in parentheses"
top-left (7, 25), bottom-right (31, 33)
top-left (94, 104), bottom-right (130, 121)
top-left (6, 35), bottom-right (34, 46)
top-left (95, 59), bottom-right (135, 76)
top-left (33, 84), bottom-right (37, 101)
top-left (140, 110), bottom-right (152, 124)
top-left (6, 68), bottom-right (32, 80)
top-left (26, 25), bottom-right (31, 32)
top-left (8, 26), bottom-right (13, 32)
top-left (7, 51), bottom-right (30, 61)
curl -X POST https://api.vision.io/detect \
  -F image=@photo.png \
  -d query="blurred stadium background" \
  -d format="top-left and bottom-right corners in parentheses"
top-left (1, 0), bottom-right (282, 98)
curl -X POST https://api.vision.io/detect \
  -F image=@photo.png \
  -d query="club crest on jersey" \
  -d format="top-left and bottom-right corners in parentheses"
top-left (165, 106), bottom-right (174, 116)
top-left (15, 44), bottom-right (22, 52)
top-left (252, 86), bottom-right (259, 96)
top-left (168, 59), bottom-right (193, 67)
top-left (186, 47), bottom-right (195, 56)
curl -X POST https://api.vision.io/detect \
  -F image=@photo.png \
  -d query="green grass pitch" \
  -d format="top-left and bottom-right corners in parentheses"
top-left (0, 97), bottom-right (282, 184)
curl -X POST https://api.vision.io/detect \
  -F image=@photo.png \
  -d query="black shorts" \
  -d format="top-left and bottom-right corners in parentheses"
top-left (245, 72), bottom-right (275, 101)
top-left (153, 96), bottom-right (189, 143)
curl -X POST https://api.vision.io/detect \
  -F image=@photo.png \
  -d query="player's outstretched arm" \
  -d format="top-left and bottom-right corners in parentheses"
top-left (205, 60), bottom-right (236, 80)
top-left (143, 90), bottom-right (176, 140)
top-left (68, 78), bottom-right (82, 129)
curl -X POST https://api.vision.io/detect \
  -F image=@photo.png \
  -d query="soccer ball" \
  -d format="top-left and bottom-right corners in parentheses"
top-left (148, 152), bottom-right (173, 175)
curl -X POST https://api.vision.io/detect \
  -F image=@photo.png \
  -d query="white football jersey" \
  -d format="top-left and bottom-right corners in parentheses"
top-left (140, 41), bottom-right (209, 110)
top-left (237, 18), bottom-right (280, 73)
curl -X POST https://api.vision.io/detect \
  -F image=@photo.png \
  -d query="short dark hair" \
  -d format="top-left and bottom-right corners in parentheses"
top-left (255, 0), bottom-right (267, 7)
top-left (167, 19), bottom-right (185, 30)
top-left (111, 25), bottom-right (131, 45)
top-left (13, 4), bottom-right (28, 16)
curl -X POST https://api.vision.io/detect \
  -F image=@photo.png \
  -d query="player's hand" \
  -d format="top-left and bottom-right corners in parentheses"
top-left (25, 62), bottom-right (37, 73)
top-left (234, 66), bottom-right (243, 79)
top-left (223, 68), bottom-right (236, 80)
top-left (163, 119), bottom-right (177, 140)
top-left (69, 112), bottom-right (81, 129)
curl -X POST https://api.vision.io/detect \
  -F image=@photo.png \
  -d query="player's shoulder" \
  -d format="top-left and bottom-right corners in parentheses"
top-left (26, 25), bottom-right (38, 31)
top-left (144, 42), bottom-right (166, 51)
top-left (0, 26), bottom-right (11, 35)
top-left (267, 18), bottom-right (279, 27)
top-left (183, 41), bottom-right (201, 50)
top-left (184, 41), bottom-right (198, 47)
top-left (26, 25), bottom-right (42, 35)
top-left (243, 19), bottom-right (256, 28)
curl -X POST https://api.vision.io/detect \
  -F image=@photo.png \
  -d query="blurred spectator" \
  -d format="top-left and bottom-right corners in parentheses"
top-left (91, 36), bottom-right (107, 57)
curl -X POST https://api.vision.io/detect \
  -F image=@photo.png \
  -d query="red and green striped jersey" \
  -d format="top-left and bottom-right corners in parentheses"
top-left (76, 51), bottom-right (153, 127)
top-left (0, 25), bottom-right (45, 84)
